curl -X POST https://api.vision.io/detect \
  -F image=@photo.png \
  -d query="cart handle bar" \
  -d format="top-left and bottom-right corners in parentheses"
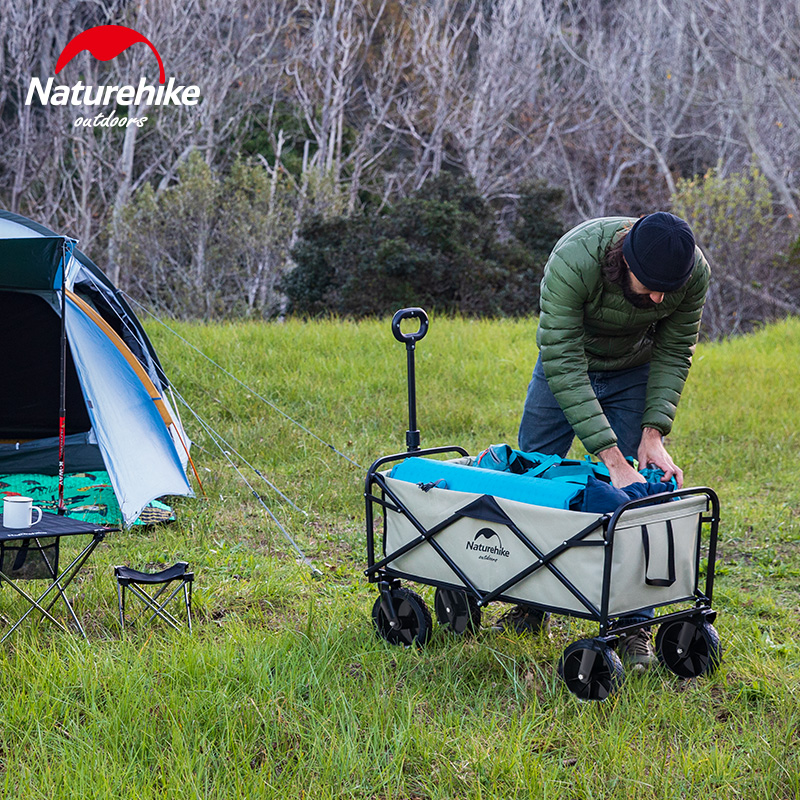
top-left (391, 307), bottom-right (429, 343)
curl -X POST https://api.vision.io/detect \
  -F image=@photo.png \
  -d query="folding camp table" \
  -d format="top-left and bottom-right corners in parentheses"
top-left (0, 511), bottom-right (114, 643)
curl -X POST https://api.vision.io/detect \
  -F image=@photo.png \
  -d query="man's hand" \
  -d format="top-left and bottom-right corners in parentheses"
top-left (597, 445), bottom-right (646, 489)
top-left (637, 427), bottom-right (684, 488)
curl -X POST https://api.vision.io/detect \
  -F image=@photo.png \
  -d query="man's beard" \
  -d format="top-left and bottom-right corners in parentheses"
top-left (622, 271), bottom-right (657, 309)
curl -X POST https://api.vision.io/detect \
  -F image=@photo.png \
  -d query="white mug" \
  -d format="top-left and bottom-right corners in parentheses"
top-left (2, 496), bottom-right (43, 529)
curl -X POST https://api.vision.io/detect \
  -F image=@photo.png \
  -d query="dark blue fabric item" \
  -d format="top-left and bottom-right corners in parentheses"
top-left (581, 474), bottom-right (670, 513)
top-left (474, 443), bottom-right (541, 474)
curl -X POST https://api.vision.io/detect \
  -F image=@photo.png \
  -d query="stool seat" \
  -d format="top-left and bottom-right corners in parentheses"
top-left (114, 561), bottom-right (193, 633)
top-left (115, 562), bottom-right (191, 585)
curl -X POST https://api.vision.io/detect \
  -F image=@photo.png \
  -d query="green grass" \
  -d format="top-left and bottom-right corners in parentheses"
top-left (1, 314), bottom-right (798, 798)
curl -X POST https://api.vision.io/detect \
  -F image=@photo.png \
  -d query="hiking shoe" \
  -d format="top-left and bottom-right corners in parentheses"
top-left (617, 628), bottom-right (655, 671)
top-left (493, 604), bottom-right (550, 635)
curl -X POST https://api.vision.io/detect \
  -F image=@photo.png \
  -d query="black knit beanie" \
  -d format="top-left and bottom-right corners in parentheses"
top-left (622, 212), bottom-right (696, 292)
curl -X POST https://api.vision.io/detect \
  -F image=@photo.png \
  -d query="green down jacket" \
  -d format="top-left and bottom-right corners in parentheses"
top-left (535, 216), bottom-right (710, 455)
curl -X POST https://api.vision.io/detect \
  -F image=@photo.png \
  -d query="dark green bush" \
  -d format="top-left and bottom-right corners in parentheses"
top-left (282, 174), bottom-right (564, 318)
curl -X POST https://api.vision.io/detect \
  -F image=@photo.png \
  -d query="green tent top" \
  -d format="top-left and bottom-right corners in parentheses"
top-left (0, 235), bottom-right (66, 291)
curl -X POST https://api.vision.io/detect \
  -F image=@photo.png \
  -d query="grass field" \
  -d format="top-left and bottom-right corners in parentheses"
top-left (1, 314), bottom-right (798, 799)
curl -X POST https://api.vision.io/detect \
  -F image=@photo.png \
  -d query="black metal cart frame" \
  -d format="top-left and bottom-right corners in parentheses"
top-left (363, 309), bottom-right (723, 700)
top-left (365, 449), bottom-right (720, 640)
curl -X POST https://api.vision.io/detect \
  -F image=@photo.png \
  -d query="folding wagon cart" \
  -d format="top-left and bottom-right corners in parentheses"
top-left (364, 309), bottom-right (722, 700)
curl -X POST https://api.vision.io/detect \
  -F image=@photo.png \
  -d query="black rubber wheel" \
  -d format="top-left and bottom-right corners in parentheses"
top-left (655, 619), bottom-right (722, 678)
top-left (557, 638), bottom-right (625, 701)
top-left (372, 587), bottom-right (433, 648)
top-left (434, 587), bottom-right (481, 635)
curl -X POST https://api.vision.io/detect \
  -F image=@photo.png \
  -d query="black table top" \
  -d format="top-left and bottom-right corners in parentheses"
top-left (0, 511), bottom-right (116, 541)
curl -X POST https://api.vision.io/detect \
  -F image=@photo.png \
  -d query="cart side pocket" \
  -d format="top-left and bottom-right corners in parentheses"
top-left (641, 521), bottom-right (676, 587)
top-left (607, 495), bottom-right (708, 617)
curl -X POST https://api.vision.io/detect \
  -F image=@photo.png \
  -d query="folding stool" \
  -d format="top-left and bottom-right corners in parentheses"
top-left (114, 561), bottom-right (193, 633)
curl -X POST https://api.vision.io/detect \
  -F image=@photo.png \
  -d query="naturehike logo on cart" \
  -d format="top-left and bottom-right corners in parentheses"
top-left (465, 528), bottom-right (510, 562)
top-left (25, 24), bottom-right (200, 129)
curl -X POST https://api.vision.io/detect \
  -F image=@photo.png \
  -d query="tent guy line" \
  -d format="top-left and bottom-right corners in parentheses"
top-left (167, 382), bottom-right (306, 517)
top-left (121, 292), bottom-right (363, 470)
top-left (178, 396), bottom-right (320, 575)
top-left (76, 272), bottom-right (321, 572)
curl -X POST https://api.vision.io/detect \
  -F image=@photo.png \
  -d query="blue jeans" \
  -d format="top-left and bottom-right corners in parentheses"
top-left (518, 356), bottom-right (650, 460)
top-left (518, 355), bottom-right (654, 625)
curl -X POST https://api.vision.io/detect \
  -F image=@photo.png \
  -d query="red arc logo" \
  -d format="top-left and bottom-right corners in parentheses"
top-left (55, 25), bottom-right (165, 85)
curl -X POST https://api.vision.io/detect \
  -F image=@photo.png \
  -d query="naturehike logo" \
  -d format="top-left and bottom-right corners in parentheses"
top-left (56, 25), bottom-right (166, 84)
top-left (25, 24), bottom-right (200, 129)
top-left (465, 528), bottom-right (510, 562)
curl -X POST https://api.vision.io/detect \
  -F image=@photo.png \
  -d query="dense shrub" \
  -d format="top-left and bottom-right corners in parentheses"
top-left (671, 167), bottom-right (800, 337)
top-left (283, 174), bottom-right (565, 318)
top-left (116, 154), bottom-right (296, 318)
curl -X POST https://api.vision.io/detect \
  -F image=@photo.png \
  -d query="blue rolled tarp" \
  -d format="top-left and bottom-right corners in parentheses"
top-left (389, 457), bottom-right (584, 510)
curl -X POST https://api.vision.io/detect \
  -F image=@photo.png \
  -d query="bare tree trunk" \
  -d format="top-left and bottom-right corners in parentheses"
top-left (689, 0), bottom-right (800, 220)
top-left (578, 0), bottom-right (706, 203)
top-left (107, 116), bottom-right (143, 285)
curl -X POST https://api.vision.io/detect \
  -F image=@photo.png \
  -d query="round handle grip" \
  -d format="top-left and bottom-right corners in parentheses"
top-left (391, 307), bottom-right (429, 344)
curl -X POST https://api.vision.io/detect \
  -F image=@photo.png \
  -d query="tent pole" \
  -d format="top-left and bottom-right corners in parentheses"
top-left (57, 239), bottom-right (75, 515)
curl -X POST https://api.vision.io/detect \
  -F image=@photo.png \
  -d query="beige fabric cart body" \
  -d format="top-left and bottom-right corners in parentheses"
top-left (365, 309), bottom-right (721, 701)
top-left (378, 466), bottom-right (710, 620)
top-left (365, 451), bottom-right (721, 700)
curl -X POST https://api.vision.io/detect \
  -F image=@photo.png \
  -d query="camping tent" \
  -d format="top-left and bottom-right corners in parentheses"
top-left (0, 209), bottom-right (193, 526)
